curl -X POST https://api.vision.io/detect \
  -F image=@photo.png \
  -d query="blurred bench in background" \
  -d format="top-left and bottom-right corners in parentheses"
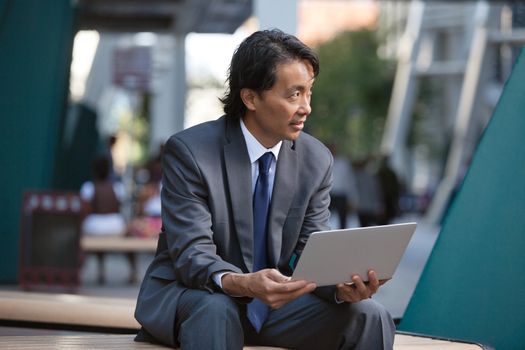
top-left (80, 235), bottom-right (157, 284)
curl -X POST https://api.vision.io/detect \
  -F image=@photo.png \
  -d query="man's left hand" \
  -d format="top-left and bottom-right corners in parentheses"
top-left (335, 270), bottom-right (388, 303)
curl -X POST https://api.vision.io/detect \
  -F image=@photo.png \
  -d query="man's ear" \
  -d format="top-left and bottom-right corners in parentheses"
top-left (240, 88), bottom-right (257, 111)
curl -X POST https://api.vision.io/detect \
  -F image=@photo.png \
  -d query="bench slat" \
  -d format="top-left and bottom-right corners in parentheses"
top-left (0, 291), bottom-right (139, 330)
top-left (0, 334), bottom-right (484, 349)
top-left (80, 236), bottom-right (157, 253)
top-left (395, 334), bottom-right (484, 349)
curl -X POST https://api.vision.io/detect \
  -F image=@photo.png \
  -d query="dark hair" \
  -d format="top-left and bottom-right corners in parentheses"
top-left (220, 29), bottom-right (320, 119)
top-left (92, 155), bottom-right (111, 181)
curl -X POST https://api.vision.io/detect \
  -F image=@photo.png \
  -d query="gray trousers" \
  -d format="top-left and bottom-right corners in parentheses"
top-left (175, 289), bottom-right (395, 350)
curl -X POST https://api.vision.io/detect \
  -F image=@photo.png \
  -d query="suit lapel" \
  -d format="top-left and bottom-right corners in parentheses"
top-left (268, 140), bottom-right (298, 267)
top-left (224, 118), bottom-right (254, 272)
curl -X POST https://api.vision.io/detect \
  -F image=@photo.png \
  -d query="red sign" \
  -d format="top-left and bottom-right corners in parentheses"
top-left (113, 46), bottom-right (152, 91)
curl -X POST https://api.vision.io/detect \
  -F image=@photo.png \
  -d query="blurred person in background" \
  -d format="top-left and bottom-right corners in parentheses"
top-left (328, 144), bottom-right (358, 229)
top-left (129, 145), bottom-right (163, 238)
top-left (376, 155), bottom-right (401, 225)
top-left (353, 156), bottom-right (384, 227)
top-left (80, 155), bottom-right (126, 236)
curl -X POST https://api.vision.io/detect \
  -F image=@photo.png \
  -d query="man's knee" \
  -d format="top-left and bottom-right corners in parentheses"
top-left (348, 299), bottom-right (395, 341)
top-left (337, 300), bottom-right (395, 349)
top-left (348, 299), bottom-right (392, 323)
top-left (200, 293), bottom-right (239, 317)
top-left (177, 292), bottom-right (244, 349)
top-left (180, 291), bottom-right (240, 322)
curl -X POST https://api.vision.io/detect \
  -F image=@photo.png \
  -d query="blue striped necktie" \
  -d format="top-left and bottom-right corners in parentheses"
top-left (247, 152), bottom-right (273, 333)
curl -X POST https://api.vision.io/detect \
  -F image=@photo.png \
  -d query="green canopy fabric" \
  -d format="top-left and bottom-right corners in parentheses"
top-left (400, 49), bottom-right (525, 350)
top-left (0, 0), bottom-right (75, 281)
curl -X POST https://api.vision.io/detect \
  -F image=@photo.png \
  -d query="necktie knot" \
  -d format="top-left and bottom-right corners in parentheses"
top-left (258, 152), bottom-right (273, 176)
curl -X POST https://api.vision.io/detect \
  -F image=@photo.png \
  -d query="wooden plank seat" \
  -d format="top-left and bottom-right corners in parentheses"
top-left (0, 291), bottom-right (489, 349)
top-left (0, 291), bottom-right (139, 331)
top-left (0, 333), bottom-right (487, 349)
top-left (80, 235), bottom-right (158, 284)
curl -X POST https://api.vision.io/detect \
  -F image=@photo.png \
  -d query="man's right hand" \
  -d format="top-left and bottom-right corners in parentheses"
top-left (221, 269), bottom-right (316, 309)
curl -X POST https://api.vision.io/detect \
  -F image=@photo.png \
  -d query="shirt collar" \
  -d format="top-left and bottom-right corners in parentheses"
top-left (240, 118), bottom-right (282, 164)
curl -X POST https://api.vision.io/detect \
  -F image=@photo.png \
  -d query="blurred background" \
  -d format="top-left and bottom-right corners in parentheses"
top-left (1, 0), bottom-right (524, 322)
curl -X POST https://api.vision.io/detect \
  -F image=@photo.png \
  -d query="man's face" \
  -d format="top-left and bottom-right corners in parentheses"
top-left (243, 59), bottom-right (315, 148)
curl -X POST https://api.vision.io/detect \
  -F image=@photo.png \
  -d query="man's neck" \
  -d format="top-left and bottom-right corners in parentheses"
top-left (240, 118), bottom-right (282, 164)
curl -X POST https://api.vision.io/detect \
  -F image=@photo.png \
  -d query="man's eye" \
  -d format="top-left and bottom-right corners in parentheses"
top-left (290, 92), bottom-right (300, 99)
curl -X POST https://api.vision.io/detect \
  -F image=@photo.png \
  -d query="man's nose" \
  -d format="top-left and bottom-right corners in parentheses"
top-left (300, 96), bottom-right (312, 115)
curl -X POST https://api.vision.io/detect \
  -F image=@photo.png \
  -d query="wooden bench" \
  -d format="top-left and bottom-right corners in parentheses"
top-left (0, 290), bottom-right (139, 331)
top-left (0, 333), bottom-right (487, 349)
top-left (80, 235), bottom-right (157, 284)
top-left (0, 291), bottom-right (489, 349)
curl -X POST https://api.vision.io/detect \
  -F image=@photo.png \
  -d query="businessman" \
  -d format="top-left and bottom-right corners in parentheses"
top-left (134, 29), bottom-right (395, 350)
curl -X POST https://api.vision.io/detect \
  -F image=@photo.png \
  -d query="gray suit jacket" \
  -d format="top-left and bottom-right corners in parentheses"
top-left (134, 116), bottom-right (334, 346)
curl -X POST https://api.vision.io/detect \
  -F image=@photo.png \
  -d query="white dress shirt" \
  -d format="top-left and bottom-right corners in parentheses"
top-left (240, 118), bottom-right (282, 194)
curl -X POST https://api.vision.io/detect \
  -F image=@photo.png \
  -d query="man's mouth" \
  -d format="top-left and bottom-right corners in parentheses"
top-left (290, 120), bottom-right (305, 130)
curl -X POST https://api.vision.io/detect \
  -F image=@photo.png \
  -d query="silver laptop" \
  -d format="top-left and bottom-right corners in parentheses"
top-left (291, 222), bottom-right (417, 286)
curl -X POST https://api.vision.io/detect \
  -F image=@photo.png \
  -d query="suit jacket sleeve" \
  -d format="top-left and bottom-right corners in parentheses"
top-left (161, 135), bottom-right (243, 292)
top-left (295, 150), bottom-right (339, 302)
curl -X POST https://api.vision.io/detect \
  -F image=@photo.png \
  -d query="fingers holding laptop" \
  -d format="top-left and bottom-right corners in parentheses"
top-left (335, 278), bottom-right (370, 303)
top-left (336, 270), bottom-right (388, 303)
top-left (222, 269), bottom-right (317, 309)
top-left (255, 269), bottom-right (317, 308)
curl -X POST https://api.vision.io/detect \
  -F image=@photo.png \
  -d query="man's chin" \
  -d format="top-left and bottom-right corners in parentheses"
top-left (285, 130), bottom-right (302, 141)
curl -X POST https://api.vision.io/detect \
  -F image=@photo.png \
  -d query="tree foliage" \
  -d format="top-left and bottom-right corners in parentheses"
top-left (308, 30), bottom-right (395, 158)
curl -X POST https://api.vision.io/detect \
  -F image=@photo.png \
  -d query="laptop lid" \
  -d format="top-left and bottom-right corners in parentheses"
top-left (291, 222), bottom-right (417, 286)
